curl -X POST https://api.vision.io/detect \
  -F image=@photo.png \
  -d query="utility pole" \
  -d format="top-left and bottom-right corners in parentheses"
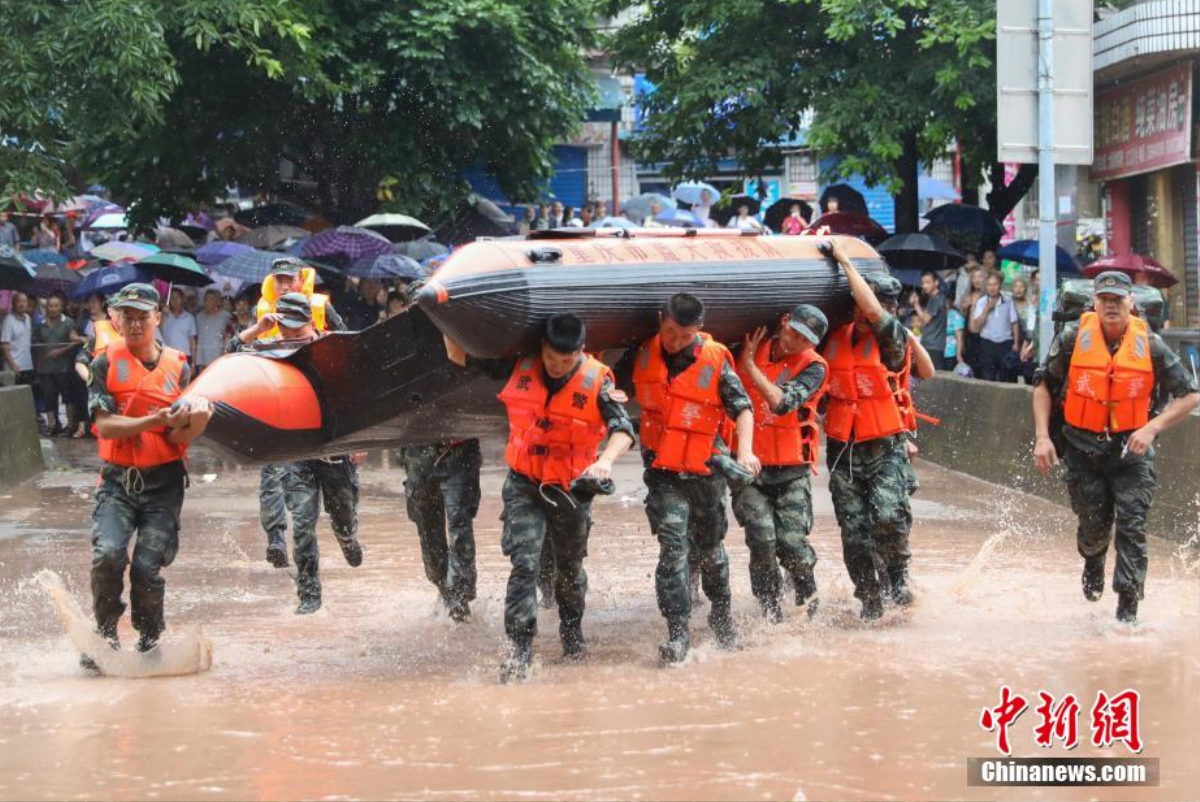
top-left (1036, 0), bottom-right (1057, 362)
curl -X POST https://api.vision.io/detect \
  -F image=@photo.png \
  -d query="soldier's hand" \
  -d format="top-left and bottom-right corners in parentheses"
top-left (163, 403), bottom-right (191, 429)
top-left (1125, 424), bottom-right (1158, 457)
top-left (1034, 435), bottom-right (1059, 476)
top-left (188, 396), bottom-right (214, 425)
top-left (737, 451), bottom-right (762, 477)
top-left (740, 327), bottom-right (767, 370)
top-left (581, 459), bottom-right (613, 481)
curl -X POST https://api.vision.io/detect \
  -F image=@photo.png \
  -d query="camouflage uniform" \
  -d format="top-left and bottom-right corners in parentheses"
top-left (730, 357), bottom-right (827, 608)
top-left (399, 438), bottom-right (482, 607)
top-left (282, 455), bottom-right (362, 606)
top-left (823, 313), bottom-right (914, 608)
top-left (1036, 321), bottom-right (1198, 601)
top-left (614, 340), bottom-right (753, 626)
top-left (86, 347), bottom-right (192, 646)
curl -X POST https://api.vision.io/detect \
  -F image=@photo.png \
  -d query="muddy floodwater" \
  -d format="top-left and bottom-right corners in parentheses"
top-left (0, 437), bottom-right (1196, 801)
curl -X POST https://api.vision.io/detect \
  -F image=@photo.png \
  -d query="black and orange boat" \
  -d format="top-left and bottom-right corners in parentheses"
top-left (183, 231), bottom-right (888, 462)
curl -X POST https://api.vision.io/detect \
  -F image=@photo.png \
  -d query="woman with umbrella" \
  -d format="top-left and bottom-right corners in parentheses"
top-left (725, 201), bottom-right (764, 232)
top-left (780, 204), bottom-right (808, 235)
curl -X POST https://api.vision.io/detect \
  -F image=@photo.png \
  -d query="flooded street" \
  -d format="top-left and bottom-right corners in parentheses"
top-left (0, 437), bottom-right (1196, 801)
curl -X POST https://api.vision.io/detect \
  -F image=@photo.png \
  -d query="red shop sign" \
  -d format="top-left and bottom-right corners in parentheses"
top-left (1092, 63), bottom-right (1193, 182)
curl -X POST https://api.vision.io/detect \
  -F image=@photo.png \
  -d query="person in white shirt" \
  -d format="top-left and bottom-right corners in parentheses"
top-left (1, 291), bottom-right (36, 386)
top-left (161, 288), bottom-right (198, 362)
top-left (725, 203), bottom-right (765, 231)
top-left (194, 289), bottom-right (232, 372)
top-left (969, 271), bottom-right (1020, 382)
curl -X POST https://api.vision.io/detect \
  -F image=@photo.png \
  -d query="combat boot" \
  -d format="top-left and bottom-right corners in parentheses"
top-left (296, 595), bottom-right (322, 615)
top-left (499, 636), bottom-right (533, 683)
top-left (560, 619), bottom-right (586, 661)
top-left (338, 537), bottom-right (363, 568)
top-left (136, 631), bottom-right (161, 654)
top-left (759, 594), bottom-right (784, 625)
top-left (709, 600), bottom-right (740, 649)
top-left (659, 618), bottom-right (690, 665)
top-left (1082, 555), bottom-right (1105, 602)
top-left (860, 593), bottom-right (884, 622)
top-left (1116, 593), bottom-right (1138, 625)
top-left (887, 567), bottom-right (914, 607)
top-left (265, 538), bottom-right (289, 568)
top-left (793, 570), bottom-right (818, 611)
top-left (80, 623), bottom-right (119, 672)
top-left (447, 595), bottom-right (471, 624)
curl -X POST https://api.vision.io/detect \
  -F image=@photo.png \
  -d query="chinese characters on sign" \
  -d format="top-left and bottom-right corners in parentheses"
top-left (980, 687), bottom-right (1142, 756)
top-left (1092, 63), bottom-right (1193, 182)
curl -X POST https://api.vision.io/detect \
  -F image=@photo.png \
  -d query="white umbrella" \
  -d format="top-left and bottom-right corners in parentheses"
top-left (92, 241), bottom-right (156, 262)
top-left (356, 213), bottom-right (431, 242)
top-left (671, 181), bottom-right (720, 207)
top-left (86, 212), bottom-right (130, 230)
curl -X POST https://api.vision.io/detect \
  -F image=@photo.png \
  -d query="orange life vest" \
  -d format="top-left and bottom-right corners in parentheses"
top-left (1064, 311), bottom-right (1153, 434)
top-left (256, 268), bottom-right (328, 340)
top-left (498, 354), bottom-right (610, 486)
top-left (822, 323), bottom-right (908, 442)
top-left (91, 319), bottom-right (122, 356)
top-left (633, 333), bottom-right (733, 475)
top-left (735, 340), bottom-right (828, 471)
top-left (96, 342), bottom-right (189, 468)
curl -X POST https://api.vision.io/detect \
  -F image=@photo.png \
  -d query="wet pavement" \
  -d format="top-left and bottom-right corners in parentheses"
top-left (0, 436), bottom-right (1196, 801)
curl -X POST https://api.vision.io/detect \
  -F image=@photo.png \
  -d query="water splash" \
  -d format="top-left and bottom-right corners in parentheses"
top-left (36, 569), bottom-right (213, 678)
top-left (950, 529), bottom-right (1012, 600)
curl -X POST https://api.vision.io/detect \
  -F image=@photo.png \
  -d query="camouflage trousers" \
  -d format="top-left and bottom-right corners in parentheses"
top-left (644, 468), bottom-right (731, 621)
top-left (91, 461), bottom-right (186, 640)
top-left (400, 440), bottom-right (482, 604)
top-left (259, 463), bottom-right (288, 550)
top-left (1064, 443), bottom-right (1155, 599)
top-left (826, 437), bottom-right (912, 602)
top-left (500, 471), bottom-right (590, 640)
top-left (732, 471), bottom-right (817, 603)
top-left (282, 457), bottom-right (360, 602)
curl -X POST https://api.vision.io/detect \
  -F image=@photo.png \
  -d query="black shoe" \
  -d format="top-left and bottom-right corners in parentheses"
top-left (339, 538), bottom-right (363, 567)
top-left (760, 595), bottom-right (784, 625)
top-left (887, 568), bottom-right (914, 607)
top-left (659, 619), bottom-right (690, 665)
top-left (1116, 593), bottom-right (1139, 625)
top-left (136, 632), bottom-right (161, 653)
top-left (80, 626), bottom-right (119, 672)
top-left (447, 598), bottom-right (471, 623)
top-left (709, 602), bottom-right (740, 649)
top-left (266, 543), bottom-right (289, 568)
top-left (499, 637), bottom-right (533, 683)
top-left (560, 620), bottom-right (586, 661)
top-left (794, 572), bottom-right (818, 607)
top-left (296, 596), bottom-right (322, 615)
top-left (860, 594), bottom-right (884, 622)
top-left (1082, 556), bottom-right (1105, 602)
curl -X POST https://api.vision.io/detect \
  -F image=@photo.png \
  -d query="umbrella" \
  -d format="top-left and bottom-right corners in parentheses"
top-left (69, 264), bottom-right (151, 301)
top-left (653, 208), bottom-right (706, 228)
top-left (195, 241), bottom-right (253, 267)
top-left (804, 212), bottom-right (888, 245)
top-left (215, 218), bottom-right (249, 241)
top-left (92, 241), bottom-right (157, 263)
top-left (347, 253), bottom-right (426, 281)
top-left (179, 211), bottom-right (214, 241)
top-left (202, 274), bottom-right (247, 298)
top-left (238, 224), bottom-right (310, 250)
top-left (923, 204), bottom-right (1005, 253)
top-left (301, 225), bottom-right (393, 264)
top-left (819, 184), bottom-right (868, 216)
top-left (996, 239), bottom-right (1079, 274)
top-left (469, 195), bottom-right (515, 225)
top-left (82, 203), bottom-right (124, 228)
top-left (214, 249), bottom-right (339, 284)
top-left (763, 198), bottom-right (814, 234)
top-left (877, 232), bottom-right (964, 272)
top-left (21, 249), bottom-right (67, 267)
top-left (234, 203), bottom-right (308, 228)
top-left (918, 176), bottom-right (961, 201)
top-left (155, 227), bottom-right (197, 250)
top-left (622, 193), bottom-right (674, 225)
top-left (1082, 253), bottom-right (1177, 288)
top-left (592, 216), bottom-right (638, 230)
top-left (0, 246), bottom-right (35, 290)
top-left (137, 252), bottom-right (211, 287)
top-left (85, 211), bottom-right (130, 230)
top-left (32, 262), bottom-right (82, 296)
top-left (394, 238), bottom-right (449, 261)
top-left (725, 195), bottom-right (761, 215)
top-left (356, 213), bottom-right (431, 243)
top-left (671, 181), bottom-right (720, 207)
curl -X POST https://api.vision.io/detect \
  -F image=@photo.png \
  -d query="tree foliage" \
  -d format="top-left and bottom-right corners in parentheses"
top-left (3, 0), bottom-right (598, 224)
top-left (608, 0), bottom-right (1026, 232)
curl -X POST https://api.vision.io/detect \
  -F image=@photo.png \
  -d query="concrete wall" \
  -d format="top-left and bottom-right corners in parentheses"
top-left (0, 385), bottom-right (44, 490)
top-left (912, 375), bottom-right (1199, 543)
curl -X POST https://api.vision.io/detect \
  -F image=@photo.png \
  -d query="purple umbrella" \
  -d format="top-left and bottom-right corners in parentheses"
top-left (195, 241), bottom-right (253, 267)
top-left (301, 226), bottom-right (393, 265)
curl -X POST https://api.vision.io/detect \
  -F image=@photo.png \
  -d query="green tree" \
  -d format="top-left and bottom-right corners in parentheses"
top-left (84, 0), bottom-right (598, 225)
top-left (609, 0), bottom-right (1034, 233)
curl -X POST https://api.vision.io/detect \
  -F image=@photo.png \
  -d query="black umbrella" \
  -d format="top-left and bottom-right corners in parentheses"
top-left (764, 198), bottom-right (814, 233)
top-left (32, 262), bottom-right (82, 296)
top-left (923, 204), bottom-right (1005, 254)
top-left (0, 246), bottom-right (34, 291)
top-left (819, 184), bottom-right (868, 216)
top-left (233, 203), bottom-right (308, 228)
top-left (877, 232), bottom-right (964, 272)
top-left (727, 194), bottom-right (761, 215)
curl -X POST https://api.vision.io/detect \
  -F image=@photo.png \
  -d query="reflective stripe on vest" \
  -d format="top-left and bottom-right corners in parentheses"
top-left (632, 333), bottom-right (732, 475)
top-left (497, 354), bottom-right (609, 486)
top-left (96, 342), bottom-right (188, 468)
top-left (821, 323), bottom-right (907, 442)
top-left (1064, 312), bottom-right (1153, 434)
top-left (735, 339), bottom-right (828, 471)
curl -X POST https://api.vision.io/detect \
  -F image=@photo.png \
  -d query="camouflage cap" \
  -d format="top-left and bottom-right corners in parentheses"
top-left (109, 282), bottom-right (161, 312)
top-left (270, 256), bottom-right (305, 276)
top-left (1093, 270), bottom-right (1132, 297)
top-left (866, 274), bottom-right (903, 300)
top-left (274, 292), bottom-right (313, 328)
top-left (787, 304), bottom-right (829, 345)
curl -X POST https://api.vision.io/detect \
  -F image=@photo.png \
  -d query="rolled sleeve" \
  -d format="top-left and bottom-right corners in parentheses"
top-left (598, 377), bottom-right (637, 441)
top-left (718, 361), bottom-right (752, 418)
top-left (869, 312), bottom-right (909, 372)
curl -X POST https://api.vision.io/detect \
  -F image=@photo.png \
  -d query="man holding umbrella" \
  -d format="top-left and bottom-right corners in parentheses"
top-left (1033, 271), bottom-right (1198, 625)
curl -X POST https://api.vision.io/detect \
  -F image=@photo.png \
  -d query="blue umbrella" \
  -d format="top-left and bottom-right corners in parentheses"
top-left (653, 208), bottom-right (706, 227)
top-left (591, 216), bottom-right (638, 230)
top-left (918, 176), bottom-right (961, 201)
top-left (347, 253), bottom-right (425, 281)
top-left (301, 226), bottom-right (393, 264)
top-left (671, 181), bottom-right (720, 207)
top-left (22, 249), bottom-right (67, 267)
top-left (70, 264), bottom-right (151, 300)
top-left (996, 239), bottom-right (1079, 274)
top-left (213, 248), bottom-right (289, 282)
top-left (195, 241), bottom-right (253, 267)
